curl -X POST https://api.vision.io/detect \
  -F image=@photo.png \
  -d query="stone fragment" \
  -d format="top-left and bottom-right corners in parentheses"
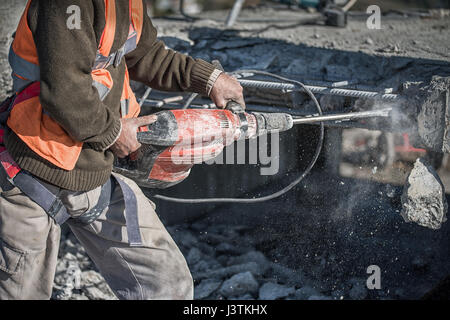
top-left (401, 158), bottom-right (448, 230)
top-left (308, 295), bottom-right (333, 300)
top-left (211, 38), bottom-right (266, 50)
top-left (187, 247), bottom-right (203, 265)
top-left (258, 282), bottom-right (295, 300)
top-left (83, 286), bottom-right (110, 300)
top-left (196, 262), bottom-right (267, 280)
top-left (295, 286), bottom-right (321, 300)
top-left (219, 272), bottom-right (259, 298)
top-left (194, 279), bottom-right (222, 299)
top-left (228, 251), bottom-right (270, 270)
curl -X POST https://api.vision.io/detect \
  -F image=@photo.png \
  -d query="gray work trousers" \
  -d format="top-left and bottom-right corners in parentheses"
top-left (0, 169), bottom-right (193, 300)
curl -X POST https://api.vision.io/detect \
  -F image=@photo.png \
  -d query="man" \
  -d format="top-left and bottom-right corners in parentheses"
top-left (0, 0), bottom-right (244, 300)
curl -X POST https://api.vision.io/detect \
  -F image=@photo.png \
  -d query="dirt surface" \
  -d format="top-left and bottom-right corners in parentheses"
top-left (1, 2), bottom-right (449, 300)
top-left (0, 0), bottom-right (25, 101)
top-left (156, 6), bottom-right (450, 61)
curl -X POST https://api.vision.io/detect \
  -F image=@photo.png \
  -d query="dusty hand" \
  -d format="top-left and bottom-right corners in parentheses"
top-left (209, 73), bottom-right (246, 109)
top-left (110, 115), bottom-right (157, 158)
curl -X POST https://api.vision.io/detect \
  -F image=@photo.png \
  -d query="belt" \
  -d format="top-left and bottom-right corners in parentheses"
top-left (0, 149), bottom-right (143, 247)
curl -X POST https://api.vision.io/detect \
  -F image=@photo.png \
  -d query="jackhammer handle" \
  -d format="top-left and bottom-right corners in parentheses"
top-left (225, 101), bottom-right (245, 113)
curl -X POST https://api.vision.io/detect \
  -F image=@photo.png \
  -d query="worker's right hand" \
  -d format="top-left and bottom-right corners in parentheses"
top-left (110, 115), bottom-right (157, 158)
top-left (210, 72), bottom-right (246, 109)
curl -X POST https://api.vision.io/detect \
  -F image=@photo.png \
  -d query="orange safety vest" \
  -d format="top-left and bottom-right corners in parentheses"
top-left (7, 0), bottom-right (144, 170)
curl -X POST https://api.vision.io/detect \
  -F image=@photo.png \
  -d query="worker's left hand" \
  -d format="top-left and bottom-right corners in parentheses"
top-left (110, 115), bottom-right (157, 158)
top-left (209, 73), bottom-right (246, 109)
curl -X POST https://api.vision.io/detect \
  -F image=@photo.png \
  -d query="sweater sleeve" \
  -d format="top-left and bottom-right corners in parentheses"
top-left (30, 0), bottom-right (121, 150)
top-left (126, 2), bottom-right (216, 96)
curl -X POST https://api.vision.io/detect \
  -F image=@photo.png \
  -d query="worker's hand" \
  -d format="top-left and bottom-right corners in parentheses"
top-left (209, 73), bottom-right (246, 109)
top-left (110, 115), bottom-right (157, 158)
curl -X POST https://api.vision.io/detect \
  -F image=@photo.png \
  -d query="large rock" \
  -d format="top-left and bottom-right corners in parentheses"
top-left (219, 272), bottom-right (259, 298)
top-left (401, 76), bottom-right (450, 153)
top-left (258, 282), bottom-right (295, 300)
top-left (401, 158), bottom-right (448, 230)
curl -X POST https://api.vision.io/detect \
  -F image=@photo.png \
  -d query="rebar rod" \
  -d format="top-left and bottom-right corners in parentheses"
top-left (238, 79), bottom-right (400, 101)
top-left (225, 0), bottom-right (246, 27)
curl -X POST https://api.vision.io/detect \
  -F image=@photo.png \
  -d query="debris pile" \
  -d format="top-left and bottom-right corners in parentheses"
top-left (52, 227), bottom-right (117, 300)
top-left (53, 220), bottom-right (383, 300)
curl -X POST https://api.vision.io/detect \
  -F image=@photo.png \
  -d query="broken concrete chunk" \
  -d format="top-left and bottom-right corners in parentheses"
top-left (269, 263), bottom-right (305, 287)
top-left (194, 279), bottom-right (222, 300)
top-left (227, 251), bottom-right (270, 270)
top-left (159, 36), bottom-right (193, 53)
top-left (196, 261), bottom-right (266, 280)
top-left (211, 38), bottom-right (266, 50)
top-left (295, 286), bottom-right (321, 300)
top-left (219, 272), bottom-right (259, 298)
top-left (308, 295), bottom-right (333, 300)
top-left (401, 76), bottom-right (450, 153)
top-left (258, 282), bottom-right (295, 300)
top-left (83, 286), bottom-right (111, 300)
top-left (401, 157), bottom-right (448, 230)
top-left (186, 247), bottom-right (203, 265)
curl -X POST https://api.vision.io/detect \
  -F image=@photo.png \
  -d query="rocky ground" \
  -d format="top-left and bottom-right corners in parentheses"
top-left (1, 2), bottom-right (450, 300)
top-left (53, 171), bottom-right (450, 300)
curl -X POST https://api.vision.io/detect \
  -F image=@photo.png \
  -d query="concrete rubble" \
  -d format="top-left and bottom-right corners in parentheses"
top-left (401, 157), bottom-right (448, 230)
top-left (401, 76), bottom-right (450, 153)
top-left (52, 219), bottom-right (384, 300)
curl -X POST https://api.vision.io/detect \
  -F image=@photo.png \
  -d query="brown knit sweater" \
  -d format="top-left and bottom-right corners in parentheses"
top-left (5, 0), bottom-right (216, 191)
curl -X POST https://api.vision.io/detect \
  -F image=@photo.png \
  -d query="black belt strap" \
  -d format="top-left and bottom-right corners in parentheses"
top-left (12, 171), bottom-right (71, 225)
top-left (5, 169), bottom-right (143, 247)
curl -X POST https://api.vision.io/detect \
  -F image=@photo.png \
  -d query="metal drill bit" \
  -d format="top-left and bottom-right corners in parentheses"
top-left (292, 108), bottom-right (392, 125)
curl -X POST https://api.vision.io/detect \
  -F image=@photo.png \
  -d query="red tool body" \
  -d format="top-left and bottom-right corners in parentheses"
top-left (113, 105), bottom-right (293, 188)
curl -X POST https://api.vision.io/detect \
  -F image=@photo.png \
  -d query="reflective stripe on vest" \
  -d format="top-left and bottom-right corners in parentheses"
top-left (9, 46), bottom-right (40, 92)
top-left (7, 0), bottom-right (144, 170)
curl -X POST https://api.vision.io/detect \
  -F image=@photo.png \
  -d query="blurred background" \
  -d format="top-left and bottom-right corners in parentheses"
top-left (148, 0), bottom-right (450, 16)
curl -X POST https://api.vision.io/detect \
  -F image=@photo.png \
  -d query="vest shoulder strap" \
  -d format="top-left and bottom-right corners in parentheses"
top-left (98, 0), bottom-right (144, 58)
top-left (130, 0), bottom-right (144, 44)
top-left (98, 0), bottom-right (117, 57)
